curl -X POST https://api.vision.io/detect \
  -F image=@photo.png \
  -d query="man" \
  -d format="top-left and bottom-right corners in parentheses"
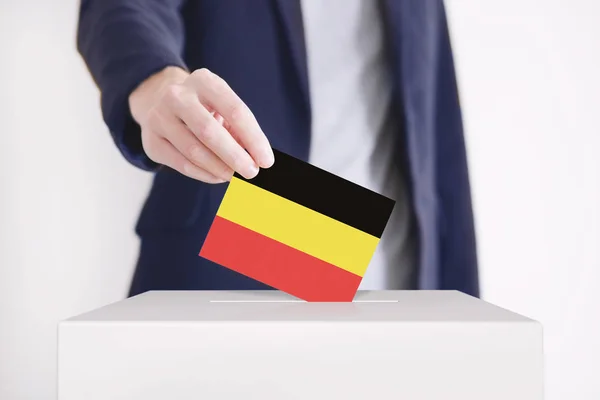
top-left (77, 0), bottom-right (479, 297)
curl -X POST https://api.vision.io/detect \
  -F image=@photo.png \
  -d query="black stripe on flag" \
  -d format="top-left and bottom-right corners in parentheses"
top-left (234, 148), bottom-right (396, 238)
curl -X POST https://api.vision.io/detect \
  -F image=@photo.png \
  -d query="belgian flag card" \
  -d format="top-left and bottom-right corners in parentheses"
top-left (199, 148), bottom-right (395, 302)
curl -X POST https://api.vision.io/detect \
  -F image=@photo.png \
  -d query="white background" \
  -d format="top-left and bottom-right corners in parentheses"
top-left (0, 0), bottom-right (598, 399)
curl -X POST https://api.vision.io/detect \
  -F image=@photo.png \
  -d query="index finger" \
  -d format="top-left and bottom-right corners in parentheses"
top-left (188, 69), bottom-right (275, 168)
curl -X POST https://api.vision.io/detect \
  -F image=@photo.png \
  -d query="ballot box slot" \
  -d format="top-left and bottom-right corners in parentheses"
top-left (208, 300), bottom-right (399, 303)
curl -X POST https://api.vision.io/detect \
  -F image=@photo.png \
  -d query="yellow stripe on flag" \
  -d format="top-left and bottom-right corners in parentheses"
top-left (216, 177), bottom-right (379, 277)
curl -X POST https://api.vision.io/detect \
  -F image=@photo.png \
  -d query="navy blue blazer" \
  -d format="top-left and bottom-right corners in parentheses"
top-left (77, 0), bottom-right (479, 297)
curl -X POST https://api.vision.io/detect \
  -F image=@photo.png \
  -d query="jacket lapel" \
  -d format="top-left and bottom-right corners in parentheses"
top-left (380, 0), bottom-right (447, 290)
top-left (272, 0), bottom-right (311, 116)
top-left (380, 0), bottom-right (439, 179)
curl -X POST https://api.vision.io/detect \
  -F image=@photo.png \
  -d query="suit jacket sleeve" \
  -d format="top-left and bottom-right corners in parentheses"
top-left (434, 3), bottom-right (480, 296)
top-left (77, 0), bottom-right (188, 170)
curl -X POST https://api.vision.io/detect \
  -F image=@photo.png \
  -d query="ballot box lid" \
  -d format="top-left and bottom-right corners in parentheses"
top-left (63, 290), bottom-right (535, 323)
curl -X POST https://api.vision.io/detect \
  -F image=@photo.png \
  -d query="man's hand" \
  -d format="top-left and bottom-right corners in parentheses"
top-left (128, 66), bottom-right (274, 183)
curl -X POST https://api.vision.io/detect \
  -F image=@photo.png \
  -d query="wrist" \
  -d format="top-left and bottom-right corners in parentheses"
top-left (128, 66), bottom-right (189, 124)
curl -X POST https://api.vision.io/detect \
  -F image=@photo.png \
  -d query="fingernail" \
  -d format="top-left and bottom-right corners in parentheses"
top-left (245, 163), bottom-right (259, 179)
top-left (260, 148), bottom-right (275, 168)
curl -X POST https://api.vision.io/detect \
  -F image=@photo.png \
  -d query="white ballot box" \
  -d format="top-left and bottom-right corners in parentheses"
top-left (58, 290), bottom-right (543, 399)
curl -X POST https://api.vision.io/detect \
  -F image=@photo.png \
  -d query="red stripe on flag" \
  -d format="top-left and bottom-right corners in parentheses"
top-left (200, 216), bottom-right (362, 302)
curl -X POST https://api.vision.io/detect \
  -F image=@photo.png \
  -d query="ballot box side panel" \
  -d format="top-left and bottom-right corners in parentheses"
top-left (57, 321), bottom-right (543, 400)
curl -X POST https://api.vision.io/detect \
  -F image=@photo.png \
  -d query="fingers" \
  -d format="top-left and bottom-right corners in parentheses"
top-left (144, 132), bottom-right (226, 184)
top-left (139, 68), bottom-right (274, 184)
top-left (159, 116), bottom-right (234, 182)
top-left (168, 86), bottom-right (260, 179)
top-left (187, 68), bottom-right (275, 169)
